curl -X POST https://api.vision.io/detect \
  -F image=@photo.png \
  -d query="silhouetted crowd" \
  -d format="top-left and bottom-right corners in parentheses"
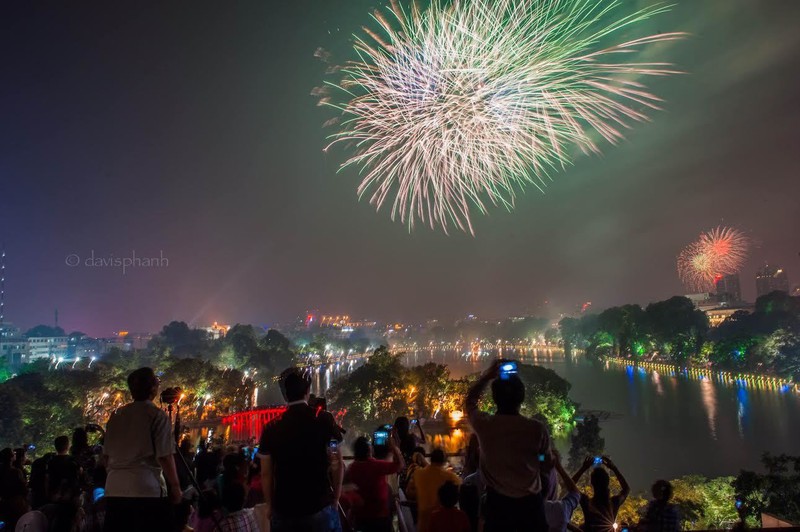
top-left (0, 362), bottom-right (689, 532)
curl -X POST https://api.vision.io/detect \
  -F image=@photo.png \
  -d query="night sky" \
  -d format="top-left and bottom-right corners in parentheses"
top-left (1, 1), bottom-right (799, 336)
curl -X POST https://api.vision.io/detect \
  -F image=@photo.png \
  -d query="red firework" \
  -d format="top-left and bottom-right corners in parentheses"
top-left (677, 226), bottom-right (749, 292)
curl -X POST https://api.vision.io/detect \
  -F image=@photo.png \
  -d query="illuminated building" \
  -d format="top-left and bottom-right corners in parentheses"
top-left (201, 321), bottom-right (231, 340)
top-left (68, 334), bottom-right (101, 359)
top-left (27, 336), bottom-right (69, 361)
top-left (755, 264), bottom-right (790, 298)
top-left (714, 274), bottom-right (741, 303)
top-left (704, 305), bottom-right (752, 327)
top-left (0, 324), bottom-right (27, 365)
top-left (98, 331), bottom-right (152, 354)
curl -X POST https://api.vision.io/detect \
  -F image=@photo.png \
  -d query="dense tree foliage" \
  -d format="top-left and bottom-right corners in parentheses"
top-left (0, 320), bottom-right (293, 450)
top-left (671, 475), bottom-right (743, 529)
top-left (326, 347), bottom-right (411, 429)
top-left (734, 453), bottom-right (800, 524)
top-left (560, 292), bottom-right (800, 381)
top-left (327, 346), bottom-right (576, 436)
top-left (148, 321), bottom-right (211, 357)
top-left (566, 425), bottom-right (746, 530)
top-left (24, 324), bottom-right (66, 337)
top-left (568, 415), bottom-right (605, 470)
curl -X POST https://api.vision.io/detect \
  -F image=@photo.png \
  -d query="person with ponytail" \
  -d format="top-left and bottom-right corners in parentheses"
top-left (572, 455), bottom-right (629, 532)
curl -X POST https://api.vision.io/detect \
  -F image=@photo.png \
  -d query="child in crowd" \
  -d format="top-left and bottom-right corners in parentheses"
top-left (429, 481), bottom-right (470, 532)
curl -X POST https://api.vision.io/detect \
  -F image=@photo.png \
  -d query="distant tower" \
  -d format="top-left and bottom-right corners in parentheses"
top-left (55, 308), bottom-right (59, 328)
top-left (1, 245), bottom-right (5, 326)
top-left (755, 264), bottom-right (790, 298)
top-left (714, 273), bottom-right (742, 303)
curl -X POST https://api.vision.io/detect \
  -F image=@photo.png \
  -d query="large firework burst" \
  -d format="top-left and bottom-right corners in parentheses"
top-left (322, 0), bottom-right (684, 234)
top-left (677, 226), bottom-right (749, 292)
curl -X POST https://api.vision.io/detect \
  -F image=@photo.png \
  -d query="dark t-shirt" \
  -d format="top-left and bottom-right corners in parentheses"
top-left (47, 455), bottom-right (80, 496)
top-left (641, 501), bottom-right (680, 532)
top-left (195, 450), bottom-right (220, 486)
top-left (0, 465), bottom-right (27, 499)
top-left (259, 403), bottom-right (337, 518)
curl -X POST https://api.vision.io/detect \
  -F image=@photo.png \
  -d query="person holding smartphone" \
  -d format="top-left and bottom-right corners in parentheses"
top-left (543, 450), bottom-right (581, 532)
top-left (258, 369), bottom-right (343, 532)
top-left (465, 359), bottom-right (551, 532)
top-left (343, 433), bottom-right (405, 532)
top-left (572, 455), bottom-right (630, 532)
top-left (394, 417), bottom-right (425, 462)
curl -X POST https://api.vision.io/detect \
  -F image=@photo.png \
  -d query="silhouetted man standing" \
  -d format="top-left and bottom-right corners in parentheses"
top-left (103, 367), bottom-right (182, 532)
top-left (259, 369), bottom-right (343, 532)
top-left (466, 360), bottom-right (551, 532)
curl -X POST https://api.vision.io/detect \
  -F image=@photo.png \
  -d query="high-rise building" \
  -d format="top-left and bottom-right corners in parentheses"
top-left (755, 264), bottom-right (790, 298)
top-left (27, 336), bottom-right (69, 361)
top-left (0, 323), bottom-right (27, 366)
top-left (714, 274), bottom-right (742, 303)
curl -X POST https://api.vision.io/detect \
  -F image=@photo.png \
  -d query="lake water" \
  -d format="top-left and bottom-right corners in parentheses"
top-left (394, 348), bottom-right (800, 491)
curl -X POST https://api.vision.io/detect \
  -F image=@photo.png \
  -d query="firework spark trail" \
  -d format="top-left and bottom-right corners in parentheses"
top-left (321, 0), bottom-right (685, 233)
top-left (677, 226), bottom-right (749, 292)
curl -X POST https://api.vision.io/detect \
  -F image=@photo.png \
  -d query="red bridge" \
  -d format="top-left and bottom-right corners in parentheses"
top-left (222, 406), bottom-right (287, 442)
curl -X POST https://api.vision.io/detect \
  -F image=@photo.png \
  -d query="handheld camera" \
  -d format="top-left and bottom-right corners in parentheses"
top-left (499, 360), bottom-right (518, 380)
top-left (328, 439), bottom-right (339, 453)
top-left (372, 430), bottom-right (389, 447)
top-left (593, 456), bottom-right (603, 466)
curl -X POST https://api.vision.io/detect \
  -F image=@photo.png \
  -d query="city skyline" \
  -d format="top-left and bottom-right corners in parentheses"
top-left (1, 1), bottom-right (799, 336)
top-left (0, 254), bottom-right (795, 338)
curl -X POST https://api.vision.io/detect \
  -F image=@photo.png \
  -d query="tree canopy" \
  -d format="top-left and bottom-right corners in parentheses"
top-left (327, 346), bottom-right (576, 436)
top-left (559, 292), bottom-right (800, 381)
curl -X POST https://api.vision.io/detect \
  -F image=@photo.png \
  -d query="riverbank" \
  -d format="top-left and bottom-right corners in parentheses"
top-left (602, 357), bottom-right (799, 393)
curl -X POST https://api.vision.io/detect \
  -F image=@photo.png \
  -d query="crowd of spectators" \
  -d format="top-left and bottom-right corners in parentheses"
top-left (0, 361), bottom-right (690, 532)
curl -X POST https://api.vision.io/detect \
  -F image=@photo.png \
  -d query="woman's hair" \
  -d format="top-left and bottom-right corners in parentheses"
top-left (71, 427), bottom-right (89, 456)
top-left (394, 416), bottom-right (410, 437)
top-left (221, 452), bottom-right (246, 485)
top-left (353, 436), bottom-right (371, 461)
top-left (590, 467), bottom-right (611, 504)
top-left (0, 447), bottom-right (15, 466)
top-left (463, 434), bottom-right (480, 476)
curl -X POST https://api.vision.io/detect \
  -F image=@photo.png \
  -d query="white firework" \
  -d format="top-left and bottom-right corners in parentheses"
top-left (323, 0), bottom-right (684, 234)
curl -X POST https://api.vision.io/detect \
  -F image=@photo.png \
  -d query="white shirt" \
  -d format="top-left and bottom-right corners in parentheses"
top-left (104, 400), bottom-right (174, 497)
top-left (545, 491), bottom-right (581, 532)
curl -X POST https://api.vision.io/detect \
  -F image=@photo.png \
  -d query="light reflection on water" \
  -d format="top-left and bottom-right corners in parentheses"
top-left (699, 378), bottom-right (717, 439)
